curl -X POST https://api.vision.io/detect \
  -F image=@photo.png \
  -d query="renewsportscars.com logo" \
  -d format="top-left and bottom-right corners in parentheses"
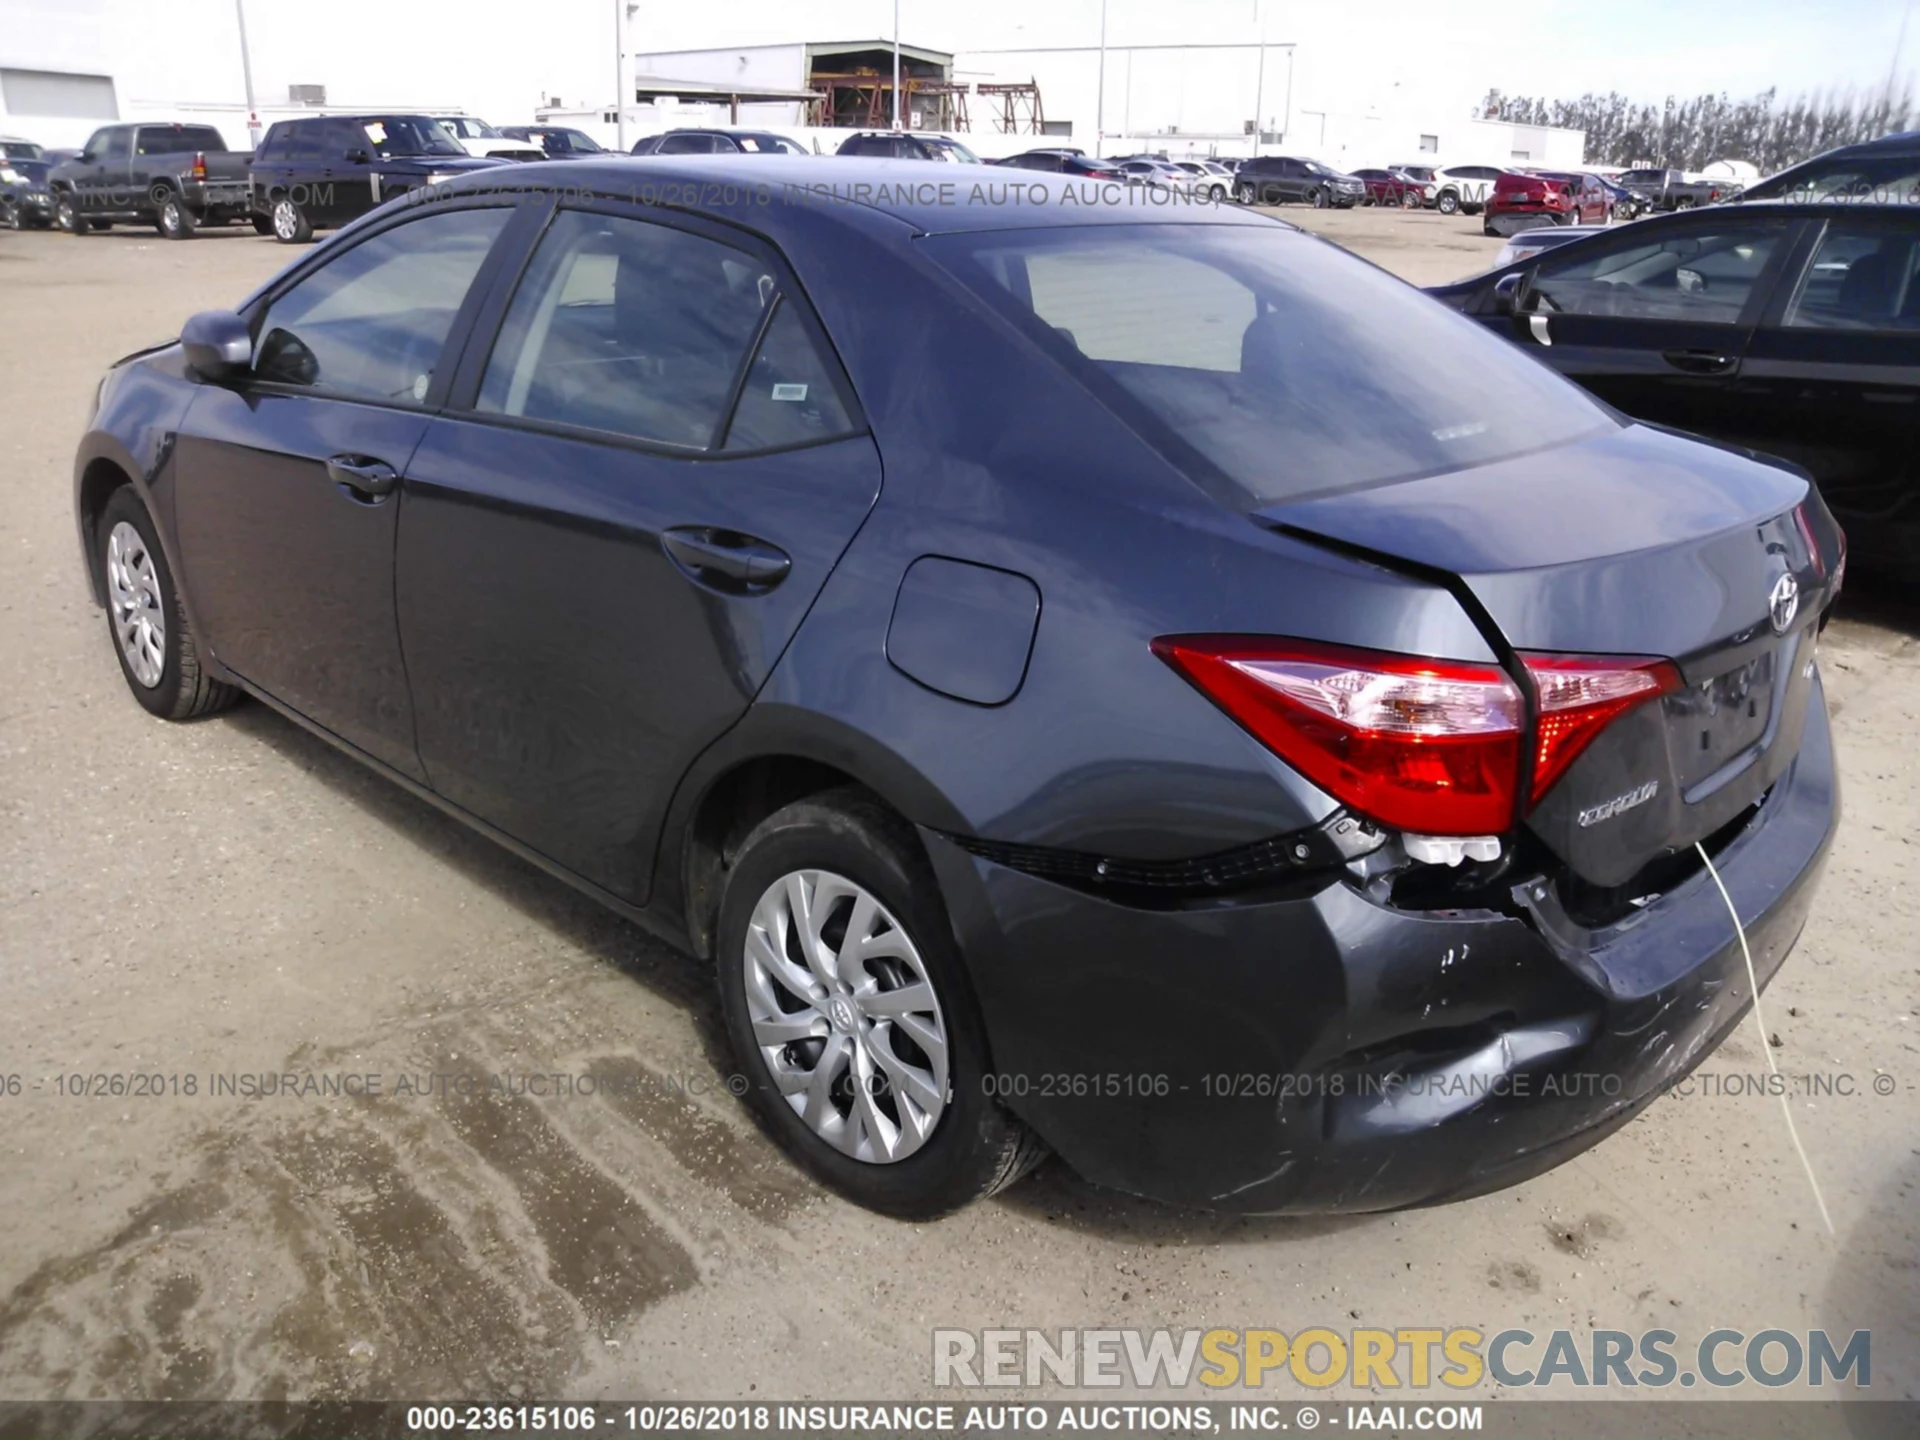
top-left (933, 1327), bottom-right (1871, 1390)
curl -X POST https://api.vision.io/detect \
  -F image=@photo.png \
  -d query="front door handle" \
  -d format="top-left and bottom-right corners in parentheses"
top-left (1662, 349), bottom-right (1737, 375)
top-left (326, 454), bottom-right (398, 502)
top-left (661, 526), bottom-right (791, 593)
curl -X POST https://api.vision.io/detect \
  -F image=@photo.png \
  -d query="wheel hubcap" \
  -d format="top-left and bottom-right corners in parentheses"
top-left (106, 521), bottom-right (165, 687)
top-left (274, 202), bottom-right (296, 239)
top-left (743, 869), bottom-right (950, 1165)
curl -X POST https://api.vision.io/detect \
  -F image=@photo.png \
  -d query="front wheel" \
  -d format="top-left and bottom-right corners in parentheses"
top-left (715, 790), bottom-right (1045, 1218)
top-left (1310, 186), bottom-right (1330, 209)
top-left (55, 195), bottom-right (92, 234)
top-left (270, 196), bottom-right (313, 243)
top-left (95, 489), bottom-right (239, 720)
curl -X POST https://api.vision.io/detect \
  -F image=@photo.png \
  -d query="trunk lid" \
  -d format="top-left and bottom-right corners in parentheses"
top-left (1257, 422), bottom-right (1841, 887)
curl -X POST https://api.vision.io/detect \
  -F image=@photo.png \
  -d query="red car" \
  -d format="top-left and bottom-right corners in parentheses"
top-left (1482, 170), bottom-right (1611, 235)
top-left (1351, 168), bottom-right (1422, 207)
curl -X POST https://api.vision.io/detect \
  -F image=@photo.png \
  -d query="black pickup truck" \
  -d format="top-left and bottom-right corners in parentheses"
top-left (49, 122), bottom-right (253, 238)
top-left (1614, 166), bottom-right (1727, 211)
top-left (249, 114), bottom-right (506, 242)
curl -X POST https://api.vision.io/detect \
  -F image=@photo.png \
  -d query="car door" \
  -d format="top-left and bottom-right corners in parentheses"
top-left (172, 202), bottom-right (519, 779)
top-left (1510, 212), bottom-right (1803, 436)
top-left (1734, 213), bottom-right (1920, 573)
top-left (394, 201), bottom-right (883, 904)
top-left (87, 126), bottom-right (131, 214)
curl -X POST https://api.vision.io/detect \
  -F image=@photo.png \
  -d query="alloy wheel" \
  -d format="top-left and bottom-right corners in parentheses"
top-left (273, 200), bottom-right (299, 241)
top-left (742, 869), bottom-right (950, 1164)
top-left (106, 521), bottom-right (166, 688)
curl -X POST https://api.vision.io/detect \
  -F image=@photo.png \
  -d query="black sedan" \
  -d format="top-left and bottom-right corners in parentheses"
top-left (1431, 200), bottom-right (1912, 580)
top-left (74, 158), bottom-right (1839, 1218)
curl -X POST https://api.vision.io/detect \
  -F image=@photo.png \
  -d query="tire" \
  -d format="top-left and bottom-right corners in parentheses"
top-left (715, 789), bottom-right (1045, 1218)
top-left (1310, 186), bottom-right (1330, 209)
top-left (154, 191), bottom-right (196, 240)
top-left (1208, 184), bottom-right (1226, 203)
top-left (0, 204), bottom-right (17, 231)
top-left (270, 196), bottom-right (313, 244)
top-left (1234, 183), bottom-right (1254, 205)
top-left (1436, 189), bottom-right (1460, 215)
top-left (95, 489), bottom-right (239, 721)
top-left (250, 212), bottom-right (275, 235)
top-left (55, 194), bottom-right (92, 234)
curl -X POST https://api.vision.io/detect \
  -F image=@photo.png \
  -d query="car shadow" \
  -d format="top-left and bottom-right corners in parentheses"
top-left (224, 700), bottom-right (1433, 1242)
top-left (220, 701), bottom-right (733, 1061)
top-left (1833, 579), bottom-right (1920, 638)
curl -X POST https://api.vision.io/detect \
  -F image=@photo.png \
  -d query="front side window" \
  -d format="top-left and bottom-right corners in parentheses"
top-left (1785, 221), bottom-right (1920, 329)
top-left (475, 210), bottom-right (775, 448)
top-left (928, 223), bottom-right (1611, 502)
top-left (252, 207), bottom-right (509, 403)
top-left (97, 128), bottom-right (131, 161)
top-left (1531, 222), bottom-right (1785, 322)
top-left (359, 118), bottom-right (465, 158)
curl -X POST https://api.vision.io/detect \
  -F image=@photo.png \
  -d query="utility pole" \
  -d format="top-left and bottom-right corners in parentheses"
top-left (1095, 0), bottom-right (1107, 156)
top-left (233, 0), bottom-right (260, 147)
top-left (892, 0), bottom-right (902, 129)
top-left (614, 0), bottom-right (628, 152)
top-left (1250, 1), bottom-right (1265, 158)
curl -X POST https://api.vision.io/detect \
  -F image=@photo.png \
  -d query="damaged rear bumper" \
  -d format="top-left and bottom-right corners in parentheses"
top-left (924, 675), bottom-right (1838, 1213)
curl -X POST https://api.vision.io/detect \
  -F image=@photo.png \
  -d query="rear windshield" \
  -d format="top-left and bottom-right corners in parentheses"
top-left (924, 223), bottom-right (1613, 503)
top-left (136, 126), bottom-right (227, 155)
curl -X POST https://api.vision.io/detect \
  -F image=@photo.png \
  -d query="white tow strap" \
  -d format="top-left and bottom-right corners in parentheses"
top-left (1695, 841), bottom-right (1835, 1235)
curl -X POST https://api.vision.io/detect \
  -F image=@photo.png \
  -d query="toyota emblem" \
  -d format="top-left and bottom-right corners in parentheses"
top-left (1769, 572), bottom-right (1799, 634)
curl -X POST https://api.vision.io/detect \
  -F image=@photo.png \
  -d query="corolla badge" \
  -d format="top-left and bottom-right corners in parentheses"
top-left (1769, 572), bottom-right (1799, 634)
top-left (1577, 780), bottom-right (1660, 828)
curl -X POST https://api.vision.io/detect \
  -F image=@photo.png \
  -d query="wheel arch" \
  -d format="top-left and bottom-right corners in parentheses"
top-left (658, 709), bottom-right (972, 962)
top-left (75, 449), bottom-right (141, 607)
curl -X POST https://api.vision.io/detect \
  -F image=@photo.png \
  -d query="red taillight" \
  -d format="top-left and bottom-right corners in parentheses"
top-left (1153, 637), bottom-right (1681, 836)
top-left (191, 151), bottom-right (208, 180)
top-left (1521, 654), bottom-right (1680, 805)
top-left (1152, 637), bottom-right (1523, 835)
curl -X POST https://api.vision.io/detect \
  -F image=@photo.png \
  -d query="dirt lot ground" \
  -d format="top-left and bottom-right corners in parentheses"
top-left (0, 202), bottom-right (1915, 1411)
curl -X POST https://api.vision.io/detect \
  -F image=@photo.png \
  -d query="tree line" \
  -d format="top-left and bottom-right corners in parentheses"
top-left (1479, 86), bottom-right (1915, 173)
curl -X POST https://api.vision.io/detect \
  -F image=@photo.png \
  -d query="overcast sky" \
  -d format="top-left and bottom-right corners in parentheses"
top-left (133, 0), bottom-right (1920, 126)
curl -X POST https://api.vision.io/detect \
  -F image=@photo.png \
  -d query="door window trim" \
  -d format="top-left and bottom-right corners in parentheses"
top-left (436, 196), bottom-right (868, 463)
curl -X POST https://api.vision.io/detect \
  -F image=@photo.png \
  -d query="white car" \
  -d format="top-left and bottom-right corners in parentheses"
top-left (1392, 162), bottom-right (1505, 214)
top-left (432, 116), bottom-right (543, 161)
top-left (1172, 159), bottom-right (1235, 202)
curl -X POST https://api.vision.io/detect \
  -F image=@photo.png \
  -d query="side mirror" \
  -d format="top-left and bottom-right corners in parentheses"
top-left (345, 148), bottom-right (371, 164)
top-left (180, 309), bottom-right (252, 380)
top-left (1491, 270), bottom-right (1528, 316)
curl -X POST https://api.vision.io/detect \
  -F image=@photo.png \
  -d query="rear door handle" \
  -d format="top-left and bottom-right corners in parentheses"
top-left (1662, 349), bottom-right (1738, 375)
top-left (326, 454), bottom-right (398, 502)
top-left (661, 526), bottom-right (791, 592)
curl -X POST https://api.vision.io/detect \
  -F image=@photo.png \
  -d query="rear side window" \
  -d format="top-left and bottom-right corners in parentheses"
top-left (723, 302), bottom-right (857, 451)
top-left (252, 207), bottom-right (509, 403)
top-left (926, 223), bottom-right (1612, 502)
top-left (475, 209), bottom-right (774, 449)
top-left (1785, 221), bottom-right (1920, 329)
top-left (1532, 222), bottom-right (1785, 322)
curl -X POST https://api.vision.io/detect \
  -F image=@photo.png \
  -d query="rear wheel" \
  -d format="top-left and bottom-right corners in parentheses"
top-left (95, 489), bottom-right (239, 720)
top-left (715, 790), bottom-right (1044, 1218)
top-left (155, 192), bottom-right (196, 240)
top-left (1436, 189), bottom-right (1460, 215)
top-left (270, 196), bottom-right (312, 244)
